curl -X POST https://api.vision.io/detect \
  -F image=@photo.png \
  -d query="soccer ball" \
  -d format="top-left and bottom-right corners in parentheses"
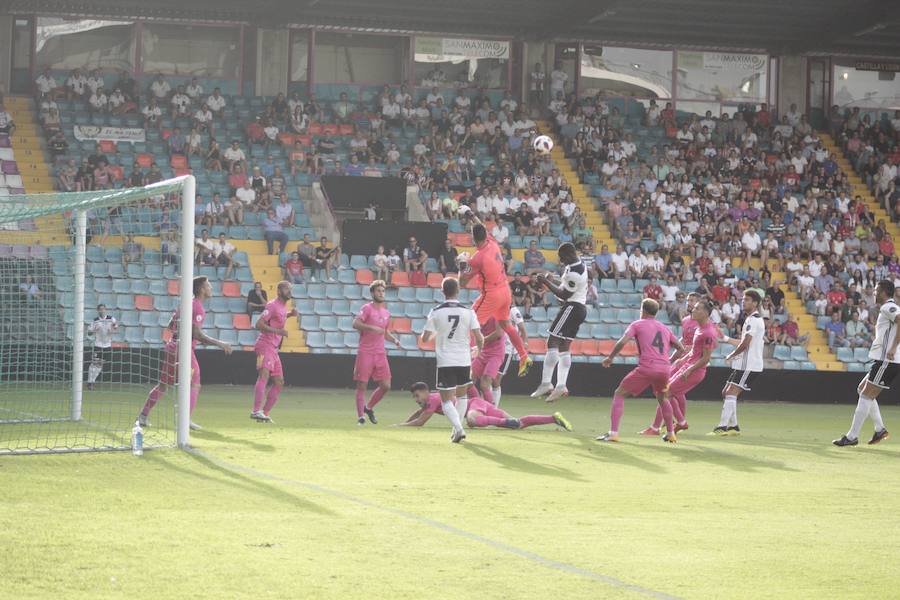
top-left (457, 205), bottom-right (471, 217)
top-left (533, 135), bottom-right (554, 155)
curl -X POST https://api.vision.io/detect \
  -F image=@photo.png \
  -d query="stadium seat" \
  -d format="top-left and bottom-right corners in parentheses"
top-left (391, 272), bottom-right (410, 287)
top-left (835, 347), bottom-right (854, 362)
top-left (222, 282), bottom-right (242, 297)
top-left (219, 329), bottom-right (239, 346)
top-left (853, 348), bottom-right (870, 362)
top-left (233, 314), bottom-right (251, 329)
top-left (307, 284), bottom-right (326, 299)
top-left (343, 332), bottom-right (359, 347)
top-left (399, 287), bottom-right (417, 302)
top-left (337, 316), bottom-right (355, 332)
top-left (326, 285), bottom-right (345, 300)
top-left (139, 312), bottom-right (159, 327)
top-left (214, 313), bottom-right (232, 329)
top-left (773, 345), bottom-right (792, 361)
top-left (325, 332), bottom-right (344, 348)
top-left (392, 317), bottom-right (412, 333)
top-left (790, 347), bottom-right (808, 361)
top-left (355, 270), bottom-right (374, 285)
top-left (238, 331), bottom-right (258, 346)
top-left (319, 315), bottom-right (338, 331)
top-left (314, 300), bottom-right (333, 315)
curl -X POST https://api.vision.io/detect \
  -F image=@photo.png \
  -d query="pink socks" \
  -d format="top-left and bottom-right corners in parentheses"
top-left (189, 385), bottom-right (200, 415)
top-left (519, 415), bottom-right (555, 428)
top-left (473, 415), bottom-right (507, 427)
top-left (610, 395), bottom-right (625, 433)
top-left (263, 384), bottom-right (281, 415)
top-left (355, 389), bottom-right (365, 418)
top-left (659, 398), bottom-right (674, 434)
top-left (366, 387), bottom-right (386, 410)
top-left (141, 386), bottom-right (162, 416)
top-left (253, 378), bottom-right (267, 412)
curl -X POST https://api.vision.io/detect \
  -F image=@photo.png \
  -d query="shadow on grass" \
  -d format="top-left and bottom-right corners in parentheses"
top-left (145, 451), bottom-right (333, 515)
top-left (571, 436), bottom-right (669, 474)
top-left (190, 428), bottom-right (277, 453)
top-left (463, 442), bottom-right (587, 482)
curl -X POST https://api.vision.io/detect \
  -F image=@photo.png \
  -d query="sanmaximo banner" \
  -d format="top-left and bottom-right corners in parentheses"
top-left (415, 37), bottom-right (509, 60)
top-left (701, 52), bottom-right (767, 71)
top-left (73, 125), bottom-right (146, 143)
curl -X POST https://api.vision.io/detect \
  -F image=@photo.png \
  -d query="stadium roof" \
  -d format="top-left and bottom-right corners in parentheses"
top-left (6, 0), bottom-right (900, 58)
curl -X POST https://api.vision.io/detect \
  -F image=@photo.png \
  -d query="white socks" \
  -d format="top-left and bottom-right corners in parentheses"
top-left (442, 399), bottom-right (464, 433)
top-left (847, 395), bottom-right (874, 440)
top-left (719, 395), bottom-right (737, 427)
top-left (542, 348), bottom-right (560, 384)
top-left (492, 387), bottom-right (502, 406)
top-left (870, 399), bottom-right (886, 432)
top-left (556, 352), bottom-right (572, 388)
top-left (456, 395), bottom-right (468, 426)
top-left (88, 363), bottom-right (102, 384)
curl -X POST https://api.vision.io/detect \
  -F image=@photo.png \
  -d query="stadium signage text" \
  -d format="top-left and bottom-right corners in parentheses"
top-left (415, 37), bottom-right (509, 59)
top-left (702, 52), bottom-right (766, 71)
top-left (74, 125), bottom-right (146, 143)
top-left (854, 61), bottom-right (900, 72)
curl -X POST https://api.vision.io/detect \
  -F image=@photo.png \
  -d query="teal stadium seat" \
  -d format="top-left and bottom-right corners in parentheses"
top-left (319, 316), bottom-right (338, 331)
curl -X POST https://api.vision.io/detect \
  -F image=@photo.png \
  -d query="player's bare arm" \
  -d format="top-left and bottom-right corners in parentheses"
top-left (385, 320), bottom-right (401, 347)
top-left (602, 334), bottom-right (633, 367)
top-left (353, 316), bottom-right (385, 335)
top-left (472, 328), bottom-right (484, 353)
top-left (421, 329), bottom-right (435, 344)
top-left (256, 315), bottom-right (288, 338)
top-left (193, 322), bottom-right (233, 354)
top-left (397, 407), bottom-right (434, 427)
top-left (724, 334), bottom-right (751, 362)
top-left (538, 273), bottom-right (572, 301)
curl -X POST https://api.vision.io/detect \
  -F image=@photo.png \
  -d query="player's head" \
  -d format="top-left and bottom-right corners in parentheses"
top-left (876, 279), bottom-right (895, 304)
top-left (742, 289), bottom-right (761, 312)
top-left (410, 381), bottom-right (430, 405)
top-left (557, 242), bottom-right (577, 264)
top-left (276, 280), bottom-right (292, 301)
top-left (641, 298), bottom-right (660, 318)
top-left (472, 224), bottom-right (487, 245)
top-left (369, 280), bottom-right (387, 303)
top-left (691, 298), bottom-right (712, 324)
top-left (97, 304), bottom-right (107, 316)
top-left (192, 276), bottom-right (210, 299)
top-left (686, 291), bottom-right (701, 312)
top-left (442, 277), bottom-right (459, 299)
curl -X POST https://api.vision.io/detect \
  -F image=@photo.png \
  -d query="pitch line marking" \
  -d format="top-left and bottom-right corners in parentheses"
top-left (188, 447), bottom-right (681, 600)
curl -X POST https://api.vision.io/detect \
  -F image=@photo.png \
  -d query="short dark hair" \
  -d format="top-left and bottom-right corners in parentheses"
top-left (694, 299), bottom-right (712, 314)
top-left (558, 242), bottom-right (577, 261)
top-left (97, 304), bottom-right (106, 310)
top-left (192, 276), bottom-right (208, 296)
top-left (641, 298), bottom-right (659, 316)
top-left (877, 279), bottom-right (895, 297)
top-left (410, 381), bottom-right (429, 393)
top-left (442, 277), bottom-right (459, 298)
top-left (472, 224), bottom-right (487, 243)
top-left (744, 290), bottom-right (762, 305)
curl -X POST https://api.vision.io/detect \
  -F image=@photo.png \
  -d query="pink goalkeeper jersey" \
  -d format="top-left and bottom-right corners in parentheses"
top-left (357, 302), bottom-right (390, 355)
top-left (255, 299), bottom-right (289, 352)
top-left (686, 321), bottom-right (719, 366)
top-left (626, 318), bottom-right (678, 369)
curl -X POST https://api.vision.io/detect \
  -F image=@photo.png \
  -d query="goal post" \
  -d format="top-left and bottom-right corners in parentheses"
top-left (0, 175), bottom-right (195, 454)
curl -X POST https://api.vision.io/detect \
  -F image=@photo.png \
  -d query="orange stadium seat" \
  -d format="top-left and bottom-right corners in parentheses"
top-left (307, 123), bottom-right (323, 135)
top-left (170, 155), bottom-right (187, 169)
top-left (527, 338), bottom-right (547, 354)
top-left (338, 124), bottom-right (354, 135)
top-left (222, 281), bottom-right (242, 297)
top-left (355, 269), bottom-right (374, 285)
top-left (391, 272), bottom-right (410, 287)
top-left (426, 273), bottom-right (443, 287)
top-left (233, 314), bottom-right (251, 329)
top-left (167, 279), bottom-right (180, 295)
top-left (392, 318), bottom-right (412, 333)
top-left (99, 140), bottom-right (117, 153)
top-left (135, 295), bottom-right (154, 311)
top-left (136, 153), bottom-right (153, 168)
top-left (418, 336), bottom-right (435, 351)
top-left (278, 133), bottom-right (295, 146)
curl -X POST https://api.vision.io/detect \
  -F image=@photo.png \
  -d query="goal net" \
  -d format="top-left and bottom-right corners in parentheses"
top-left (0, 176), bottom-right (196, 454)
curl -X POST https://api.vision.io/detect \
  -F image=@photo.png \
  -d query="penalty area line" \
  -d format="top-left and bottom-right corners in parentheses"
top-left (188, 447), bottom-right (680, 600)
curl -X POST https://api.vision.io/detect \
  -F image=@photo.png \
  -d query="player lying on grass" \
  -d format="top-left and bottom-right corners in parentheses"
top-left (398, 382), bottom-right (572, 431)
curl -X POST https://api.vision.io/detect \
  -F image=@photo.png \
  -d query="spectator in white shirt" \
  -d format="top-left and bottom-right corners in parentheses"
top-left (550, 62), bottom-right (568, 98)
top-left (234, 181), bottom-right (257, 217)
top-left (170, 85), bottom-right (191, 118)
top-left (149, 74), bottom-right (171, 101)
top-left (223, 141), bottom-right (247, 174)
top-left (86, 69), bottom-right (104, 96)
top-left (203, 193), bottom-right (229, 229)
top-left (274, 193), bottom-right (295, 227)
top-left (185, 78), bottom-right (204, 101)
top-left (88, 88), bottom-right (108, 114)
top-left (206, 88), bottom-right (226, 117)
top-left (193, 103), bottom-right (214, 136)
top-left (142, 98), bottom-right (162, 129)
top-left (212, 233), bottom-right (238, 280)
top-left (35, 68), bottom-right (59, 100)
top-left (66, 68), bottom-right (88, 100)
top-left (611, 245), bottom-right (629, 279)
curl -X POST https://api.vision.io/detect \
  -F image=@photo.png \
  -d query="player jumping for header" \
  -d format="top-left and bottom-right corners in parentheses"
top-left (457, 208), bottom-right (533, 377)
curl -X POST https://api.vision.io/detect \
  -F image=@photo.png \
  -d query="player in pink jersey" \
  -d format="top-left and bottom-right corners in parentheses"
top-left (353, 280), bottom-right (400, 425)
top-left (598, 298), bottom-right (684, 443)
top-left (642, 291), bottom-right (704, 434)
top-left (139, 276), bottom-right (232, 429)
top-left (642, 299), bottom-right (718, 435)
top-left (397, 382), bottom-right (573, 431)
top-left (251, 280), bottom-right (297, 423)
top-left (470, 317), bottom-right (506, 405)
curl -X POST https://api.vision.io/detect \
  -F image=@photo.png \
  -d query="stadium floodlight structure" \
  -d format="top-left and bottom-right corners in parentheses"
top-left (0, 176), bottom-right (195, 454)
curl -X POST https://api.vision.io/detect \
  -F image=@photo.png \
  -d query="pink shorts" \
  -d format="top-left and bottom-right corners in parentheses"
top-left (668, 367), bottom-right (706, 397)
top-left (354, 353), bottom-right (391, 383)
top-left (471, 348), bottom-right (505, 380)
top-left (159, 343), bottom-right (200, 386)
top-left (466, 398), bottom-right (505, 417)
top-left (256, 347), bottom-right (283, 377)
top-left (619, 365), bottom-right (670, 397)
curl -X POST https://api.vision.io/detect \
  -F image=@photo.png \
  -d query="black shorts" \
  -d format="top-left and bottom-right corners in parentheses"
top-left (499, 353), bottom-right (513, 376)
top-left (92, 346), bottom-right (113, 364)
top-left (725, 368), bottom-right (759, 391)
top-left (866, 360), bottom-right (900, 389)
top-left (547, 302), bottom-right (587, 340)
top-left (436, 366), bottom-right (472, 391)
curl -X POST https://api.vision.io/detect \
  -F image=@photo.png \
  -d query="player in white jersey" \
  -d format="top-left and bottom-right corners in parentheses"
top-left (834, 279), bottom-right (895, 446)
top-left (87, 304), bottom-right (119, 390)
top-left (710, 289), bottom-right (765, 436)
top-left (530, 243), bottom-right (589, 403)
top-left (494, 305), bottom-right (527, 406)
top-left (421, 277), bottom-right (483, 443)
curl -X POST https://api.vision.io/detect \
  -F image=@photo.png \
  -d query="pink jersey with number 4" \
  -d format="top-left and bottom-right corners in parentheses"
top-left (625, 318), bottom-right (678, 369)
top-left (254, 299), bottom-right (289, 353)
top-left (356, 302), bottom-right (390, 355)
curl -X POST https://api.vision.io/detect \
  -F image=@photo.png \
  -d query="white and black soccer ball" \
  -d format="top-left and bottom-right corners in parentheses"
top-left (532, 135), bottom-right (554, 155)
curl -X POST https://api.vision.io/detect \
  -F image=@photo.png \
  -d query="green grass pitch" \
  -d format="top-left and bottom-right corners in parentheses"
top-left (2, 386), bottom-right (900, 599)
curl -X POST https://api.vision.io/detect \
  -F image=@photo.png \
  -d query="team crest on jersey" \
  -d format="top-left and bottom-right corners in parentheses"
top-left (891, 307), bottom-right (897, 313)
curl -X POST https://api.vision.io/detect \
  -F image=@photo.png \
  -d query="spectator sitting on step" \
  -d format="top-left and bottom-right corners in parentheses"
top-left (275, 193), bottom-right (295, 228)
top-left (263, 208), bottom-right (289, 256)
top-left (284, 251), bottom-right (305, 284)
top-left (195, 229), bottom-right (216, 266)
top-left (247, 282), bottom-right (268, 316)
top-left (780, 313), bottom-right (809, 347)
top-left (212, 232), bottom-right (238, 280)
top-left (121, 234), bottom-right (143, 269)
top-left (297, 234), bottom-right (317, 277)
